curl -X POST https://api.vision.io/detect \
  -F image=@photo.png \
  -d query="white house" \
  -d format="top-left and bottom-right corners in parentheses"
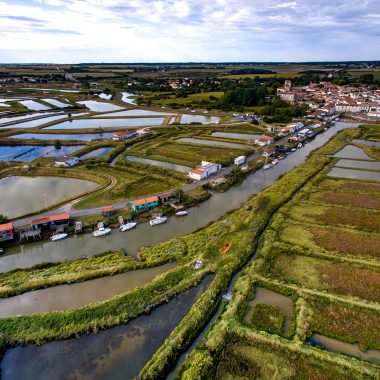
top-left (54, 156), bottom-right (79, 167)
top-left (234, 156), bottom-right (246, 166)
top-left (113, 131), bottom-right (137, 141)
top-left (254, 135), bottom-right (274, 146)
top-left (189, 161), bottom-right (221, 181)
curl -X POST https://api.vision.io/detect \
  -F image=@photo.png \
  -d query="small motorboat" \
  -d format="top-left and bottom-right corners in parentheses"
top-left (278, 155), bottom-right (285, 160)
top-left (175, 210), bottom-right (188, 217)
top-left (50, 233), bottom-right (68, 242)
top-left (271, 159), bottom-right (279, 165)
top-left (291, 148), bottom-right (297, 152)
top-left (0, 248), bottom-right (4, 254)
top-left (263, 164), bottom-right (272, 170)
top-left (150, 216), bottom-right (167, 226)
top-left (119, 222), bottom-right (137, 232)
top-left (93, 227), bottom-right (111, 237)
top-left (297, 143), bottom-right (303, 149)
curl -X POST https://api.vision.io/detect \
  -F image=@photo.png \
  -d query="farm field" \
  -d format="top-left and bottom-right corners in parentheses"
top-left (175, 125), bottom-right (380, 379)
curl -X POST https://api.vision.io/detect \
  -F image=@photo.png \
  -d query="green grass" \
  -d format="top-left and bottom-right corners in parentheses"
top-left (222, 73), bottom-right (302, 79)
top-left (250, 303), bottom-right (286, 335)
top-left (310, 299), bottom-right (380, 351)
top-left (269, 252), bottom-right (380, 302)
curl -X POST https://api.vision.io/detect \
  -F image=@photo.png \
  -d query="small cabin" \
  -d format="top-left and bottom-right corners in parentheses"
top-left (49, 213), bottom-right (70, 230)
top-left (159, 193), bottom-right (177, 205)
top-left (0, 222), bottom-right (14, 242)
top-left (131, 196), bottom-right (159, 212)
top-left (102, 206), bottom-right (115, 217)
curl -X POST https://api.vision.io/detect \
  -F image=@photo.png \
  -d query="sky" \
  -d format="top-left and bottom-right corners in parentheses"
top-left (0, 0), bottom-right (379, 63)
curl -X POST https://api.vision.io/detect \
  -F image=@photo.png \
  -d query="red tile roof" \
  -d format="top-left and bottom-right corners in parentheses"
top-left (0, 222), bottom-right (13, 232)
top-left (132, 195), bottom-right (159, 206)
top-left (49, 213), bottom-right (70, 222)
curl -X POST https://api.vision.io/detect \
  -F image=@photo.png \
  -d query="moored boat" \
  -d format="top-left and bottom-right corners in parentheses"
top-left (50, 233), bottom-right (68, 242)
top-left (271, 159), bottom-right (279, 165)
top-left (175, 210), bottom-right (188, 216)
top-left (93, 227), bottom-right (111, 237)
top-left (119, 222), bottom-right (137, 232)
top-left (150, 216), bottom-right (167, 226)
top-left (263, 164), bottom-right (272, 170)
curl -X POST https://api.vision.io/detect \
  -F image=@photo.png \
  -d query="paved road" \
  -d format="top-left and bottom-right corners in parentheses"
top-left (11, 131), bottom-right (296, 228)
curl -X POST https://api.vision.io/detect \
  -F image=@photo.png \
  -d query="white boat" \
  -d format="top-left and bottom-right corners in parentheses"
top-left (263, 164), bottom-right (272, 170)
top-left (50, 233), bottom-right (68, 242)
top-left (271, 159), bottom-right (279, 165)
top-left (119, 222), bottom-right (137, 232)
top-left (297, 143), bottom-right (303, 149)
top-left (175, 210), bottom-right (188, 216)
top-left (0, 248), bottom-right (3, 254)
top-left (93, 227), bottom-right (111, 237)
top-left (150, 216), bottom-right (167, 226)
top-left (278, 155), bottom-right (285, 160)
top-left (291, 148), bottom-right (297, 152)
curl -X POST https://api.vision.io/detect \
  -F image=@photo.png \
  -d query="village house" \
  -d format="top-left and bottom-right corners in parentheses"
top-left (254, 135), bottom-right (274, 146)
top-left (54, 156), bottom-right (79, 167)
top-left (262, 146), bottom-right (276, 158)
top-left (189, 161), bottom-right (222, 181)
top-left (131, 195), bottom-right (159, 212)
top-left (113, 130), bottom-right (137, 141)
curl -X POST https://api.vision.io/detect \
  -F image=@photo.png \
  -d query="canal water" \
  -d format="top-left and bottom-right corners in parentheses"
top-left (328, 167), bottom-right (380, 181)
top-left (44, 117), bottom-right (165, 129)
top-left (18, 100), bottom-right (50, 111)
top-left (353, 139), bottom-right (380, 148)
top-left (0, 112), bottom-right (59, 125)
top-left (180, 114), bottom-right (220, 124)
top-left (79, 147), bottom-right (114, 160)
top-left (41, 98), bottom-right (71, 108)
top-left (94, 109), bottom-right (176, 117)
top-left (0, 176), bottom-right (98, 219)
top-left (0, 115), bottom-right (69, 129)
top-left (0, 145), bottom-right (84, 162)
top-left (177, 137), bottom-right (250, 150)
top-left (244, 287), bottom-right (293, 333)
top-left (0, 122), bottom-right (358, 273)
top-left (335, 159), bottom-right (380, 171)
top-left (9, 132), bottom-right (115, 141)
top-left (0, 275), bottom-right (213, 380)
top-left (308, 334), bottom-right (380, 364)
top-left (333, 145), bottom-right (374, 160)
top-left (76, 101), bottom-right (124, 112)
top-left (0, 262), bottom-right (177, 317)
top-left (125, 155), bottom-right (191, 173)
top-left (211, 132), bottom-right (261, 140)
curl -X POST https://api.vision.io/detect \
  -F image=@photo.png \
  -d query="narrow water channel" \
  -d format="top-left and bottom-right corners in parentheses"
top-left (308, 334), bottom-right (380, 365)
top-left (0, 122), bottom-right (358, 273)
top-left (0, 262), bottom-right (176, 317)
top-left (0, 275), bottom-right (214, 380)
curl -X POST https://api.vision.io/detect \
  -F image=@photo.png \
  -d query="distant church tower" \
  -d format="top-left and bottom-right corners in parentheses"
top-left (284, 80), bottom-right (292, 91)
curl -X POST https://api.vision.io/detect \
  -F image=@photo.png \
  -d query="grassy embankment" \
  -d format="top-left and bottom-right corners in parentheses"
top-left (175, 126), bottom-right (380, 379)
top-left (0, 122), bottom-right (354, 377)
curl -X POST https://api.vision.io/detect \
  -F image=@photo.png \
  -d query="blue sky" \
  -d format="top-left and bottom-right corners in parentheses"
top-left (0, 0), bottom-right (379, 63)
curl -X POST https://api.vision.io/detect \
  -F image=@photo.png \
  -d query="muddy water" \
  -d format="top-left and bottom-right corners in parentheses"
top-left (0, 122), bottom-right (358, 273)
top-left (0, 262), bottom-right (176, 317)
top-left (80, 147), bottom-right (114, 160)
top-left (125, 155), bottom-right (191, 173)
top-left (180, 114), bottom-right (220, 124)
top-left (244, 287), bottom-right (293, 333)
top-left (177, 137), bottom-right (250, 150)
top-left (44, 117), bottom-right (165, 129)
top-left (328, 167), bottom-right (380, 181)
top-left (0, 176), bottom-right (97, 219)
top-left (333, 145), bottom-right (374, 160)
top-left (353, 139), bottom-right (380, 148)
top-left (335, 159), bottom-right (380, 171)
top-left (0, 275), bottom-right (213, 380)
top-left (309, 334), bottom-right (380, 364)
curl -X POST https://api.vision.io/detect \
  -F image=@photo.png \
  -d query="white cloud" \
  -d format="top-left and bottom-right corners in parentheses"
top-left (0, 0), bottom-right (378, 62)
